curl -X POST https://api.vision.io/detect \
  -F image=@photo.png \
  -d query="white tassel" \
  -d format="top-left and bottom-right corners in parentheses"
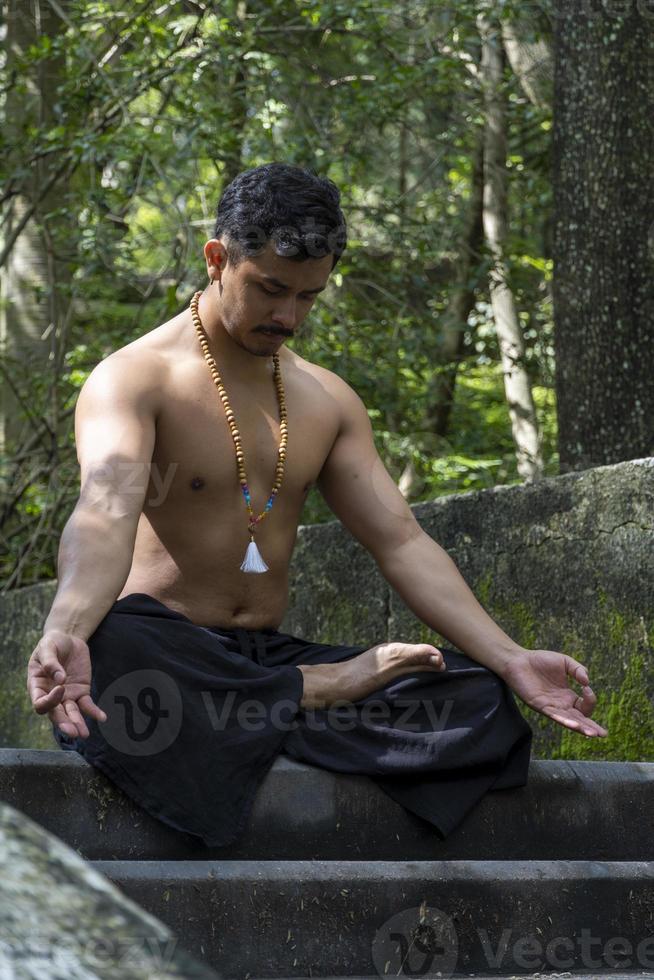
top-left (240, 539), bottom-right (269, 574)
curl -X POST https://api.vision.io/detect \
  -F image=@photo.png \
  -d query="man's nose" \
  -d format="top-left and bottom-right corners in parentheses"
top-left (270, 295), bottom-right (297, 330)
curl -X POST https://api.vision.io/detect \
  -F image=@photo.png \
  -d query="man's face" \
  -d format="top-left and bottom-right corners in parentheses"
top-left (214, 241), bottom-right (333, 358)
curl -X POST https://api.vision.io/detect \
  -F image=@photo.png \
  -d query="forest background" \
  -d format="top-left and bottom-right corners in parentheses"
top-left (1, 0), bottom-right (652, 591)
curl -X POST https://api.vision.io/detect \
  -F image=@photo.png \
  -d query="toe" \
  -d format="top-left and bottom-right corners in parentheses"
top-left (409, 643), bottom-right (442, 664)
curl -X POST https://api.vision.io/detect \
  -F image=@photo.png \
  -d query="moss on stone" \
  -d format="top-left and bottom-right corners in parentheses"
top-left (596, 586), bottom-right (608, 609)
top-left (475, 590), bottom-right (540, 653)
top-left (459, 584), bottom-right (654, 763)
top-left (0, 669), bottom-right (53, 750)
top-left (470, 572), bottom-right (541, 652)
top-left (544, 596), bottom-right (653, 761)
top-left (475, 570), bottom-right (494, 610)
top-left (552, 652), bottom-right (654, 762)
top-left (507, 601), bottom-right (539, 651)
top-left (319, 598), bottom-right (385, 646)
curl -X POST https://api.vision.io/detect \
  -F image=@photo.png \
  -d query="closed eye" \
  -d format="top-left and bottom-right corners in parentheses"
top-left (259, 284), bottom-right (316, 301)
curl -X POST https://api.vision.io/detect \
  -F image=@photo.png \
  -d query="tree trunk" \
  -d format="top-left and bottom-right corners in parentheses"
top-left (0, 0), bottom-right (71, 459)
top-left (424, 135), bottom-right (485, 441)
top-left (402, 137), bottom-right (484, 500)
top-left (216, 1), bottom-right (248, 190)
top-left (501, 5), bottom-right (553, 110)
top-left (552, 0), bottom-right (654, 472)
top-left (477, 11), bottom-right (543, 483)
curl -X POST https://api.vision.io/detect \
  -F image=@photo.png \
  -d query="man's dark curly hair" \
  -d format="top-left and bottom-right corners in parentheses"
top-left (213, 162), bottom-right (347, 269)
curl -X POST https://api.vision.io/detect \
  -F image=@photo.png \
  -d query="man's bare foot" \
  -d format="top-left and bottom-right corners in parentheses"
top-left (297, 642), bottom-right (446, 709)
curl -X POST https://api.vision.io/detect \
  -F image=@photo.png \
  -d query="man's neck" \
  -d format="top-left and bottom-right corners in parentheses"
top-left (190, 287), bottom-right (278, 385)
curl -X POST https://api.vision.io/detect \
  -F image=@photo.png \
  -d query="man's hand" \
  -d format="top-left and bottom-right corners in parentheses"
top-left (27, 631), bottom-right (107, 740)
top-left (502, 648), bottom-right (608, 738)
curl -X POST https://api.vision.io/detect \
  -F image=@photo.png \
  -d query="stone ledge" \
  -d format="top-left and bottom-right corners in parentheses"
top-left (93, 858), bottom-right (654, 978)
top-left (254, 975), bottom-right (654, 980)
top-left (1, 749), bottom-right (651, 861)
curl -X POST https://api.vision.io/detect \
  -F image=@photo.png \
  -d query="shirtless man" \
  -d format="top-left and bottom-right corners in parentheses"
top-left (27, 162), bottom-right (607, 753)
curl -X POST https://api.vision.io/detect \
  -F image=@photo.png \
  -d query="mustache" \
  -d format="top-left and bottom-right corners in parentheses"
top-left (257, 326), bottom-right (292, 337)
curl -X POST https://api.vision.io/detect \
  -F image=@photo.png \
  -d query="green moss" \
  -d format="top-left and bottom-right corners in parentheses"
top-left (0, 668), bottom-right (54, 750)
top-left (551, 652), bottom-right (654, 762)
top-left (475, 570), bottom-right (494, 610)
top-left (492, 597), bottom-right (539, 651)
top-left (546, 595), bottom-right (653, 760)
top-left (316, 594), bottom-right (387, 647)
top-left (455, 584), bottom-right (654, 763)
top-left (592, 588), bottom-right (646, 655)
top-left (471, 576), bottom-right (539, 651)
top-left (607, 609), bottom-right (628, 648)
top-left (508, 601), bottom-right (538, 651)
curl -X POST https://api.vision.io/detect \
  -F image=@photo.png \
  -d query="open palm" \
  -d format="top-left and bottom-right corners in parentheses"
top-left (503, 648), bottom-right (608, 738)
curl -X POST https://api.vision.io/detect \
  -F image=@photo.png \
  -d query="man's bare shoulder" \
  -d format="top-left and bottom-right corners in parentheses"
top-left (108, 321), bottom-right (173, 363)
top-left (297, 354), bottom-right (370, 440)
top-left (79, 335), bottom-right (169, 425)
top-left (91, 339), bottom-right (167, 384)
top-left (289, 349), bottom-right (360, 403)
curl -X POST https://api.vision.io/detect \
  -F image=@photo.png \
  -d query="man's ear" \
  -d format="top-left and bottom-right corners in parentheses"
top-left (204, 238), bottom-right (228, 279)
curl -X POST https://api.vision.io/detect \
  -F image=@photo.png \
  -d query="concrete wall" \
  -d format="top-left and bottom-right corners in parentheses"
top-left (3, 458), bottom-right (652, 759)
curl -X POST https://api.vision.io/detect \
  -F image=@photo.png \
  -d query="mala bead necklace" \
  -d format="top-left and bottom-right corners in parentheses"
top-left (190, 288), bottom-right (288, 574)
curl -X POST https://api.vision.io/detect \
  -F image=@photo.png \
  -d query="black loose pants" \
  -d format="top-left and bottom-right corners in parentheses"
top-left (53, 592), bottom-right (532, 847)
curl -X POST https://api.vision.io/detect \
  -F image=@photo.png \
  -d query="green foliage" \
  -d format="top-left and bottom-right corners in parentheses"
top-left (1, 0), bottom-right (557, 588)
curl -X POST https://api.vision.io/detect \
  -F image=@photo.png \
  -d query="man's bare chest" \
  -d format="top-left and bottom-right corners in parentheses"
top-left (143, 356), bottom-right (339, 515)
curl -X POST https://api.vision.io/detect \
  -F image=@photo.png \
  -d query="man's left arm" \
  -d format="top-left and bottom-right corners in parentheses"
top-left (376, 529), bottom-right (524, 677)
top-left (316, 375), bottom-right (608, 739)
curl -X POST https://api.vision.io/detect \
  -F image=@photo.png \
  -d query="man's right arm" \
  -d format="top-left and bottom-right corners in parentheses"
top-left (42, 351), bottom-right (160, 643)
